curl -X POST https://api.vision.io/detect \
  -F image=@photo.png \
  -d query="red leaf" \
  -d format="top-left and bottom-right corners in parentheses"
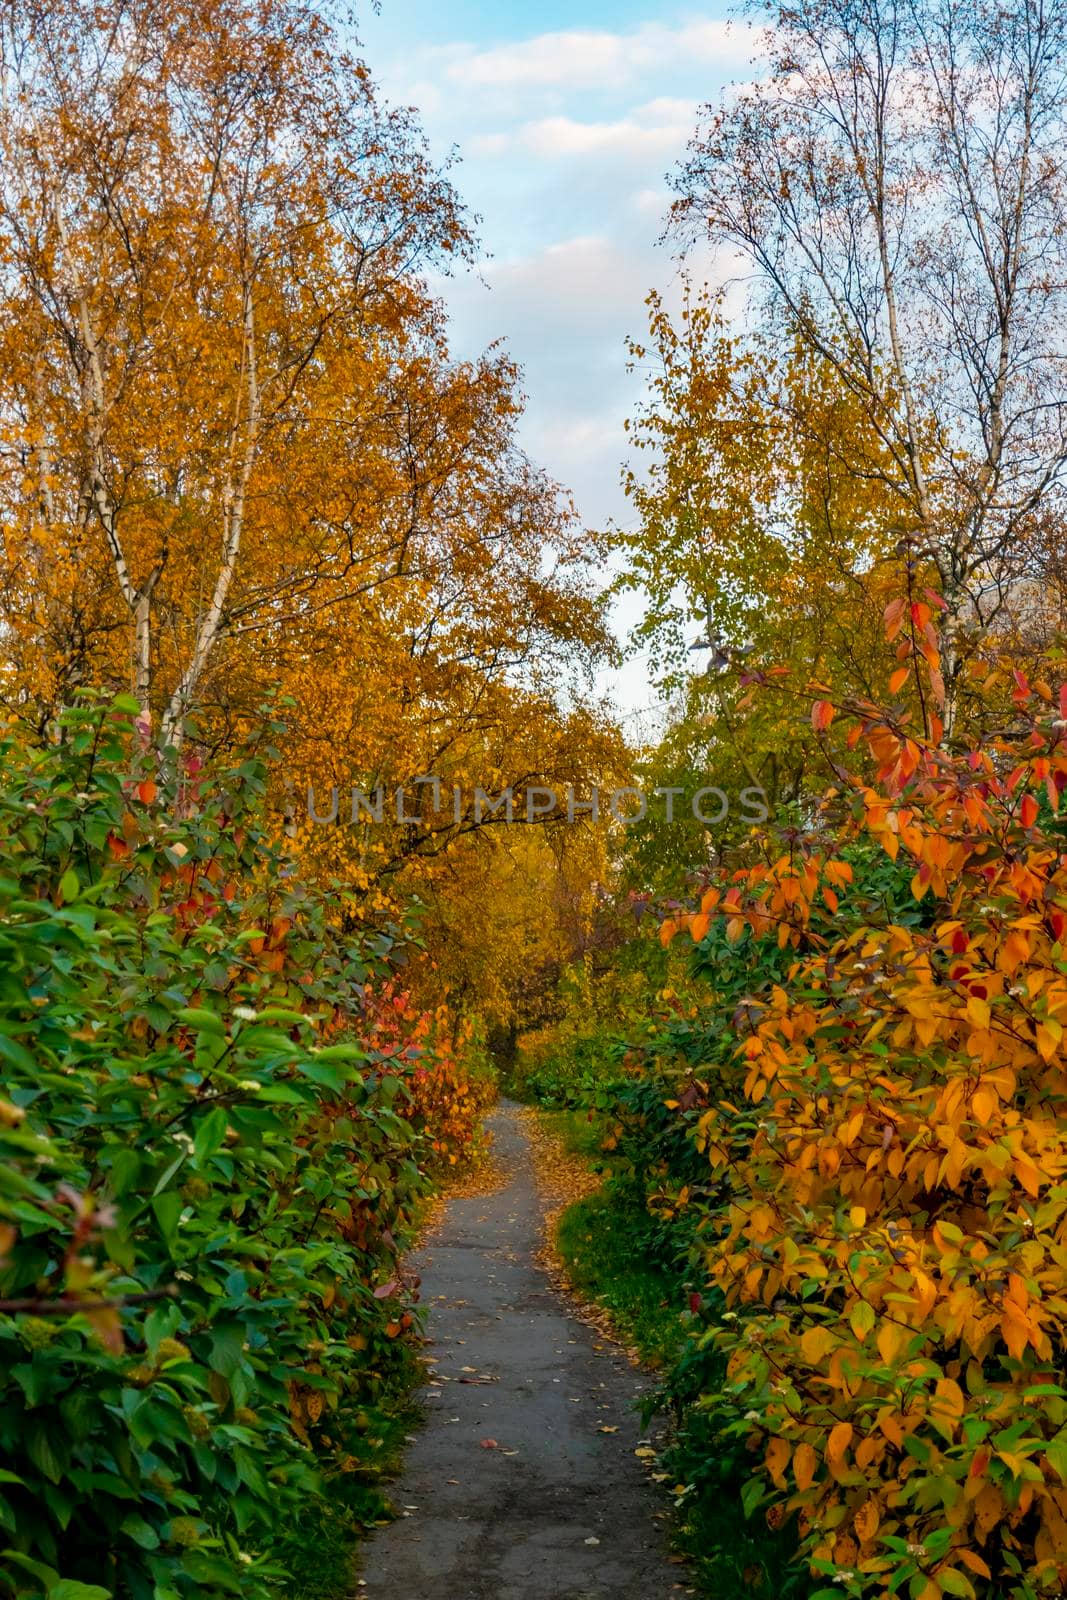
top-left (811, 700), bottom-right (834, 733)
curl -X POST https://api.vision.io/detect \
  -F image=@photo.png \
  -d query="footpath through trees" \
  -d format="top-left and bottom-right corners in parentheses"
top-left (359, 1105), bottom-right (692, 1600)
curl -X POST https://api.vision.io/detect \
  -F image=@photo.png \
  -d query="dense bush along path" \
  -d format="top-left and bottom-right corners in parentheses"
top-left (359, 1104), bottom-right (690, 1600)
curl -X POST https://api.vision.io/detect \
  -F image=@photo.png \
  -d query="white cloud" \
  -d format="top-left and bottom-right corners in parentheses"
top-left (359, 7), bottom-right (771, 717)
top-left (461, 234), bottom-right (653, 333)
top-left (441, 20), bottom-right (764, 94)
top-left (633, 185), bottom-right (672, 217)
top-left (476, 99), bottom-right (700, 162)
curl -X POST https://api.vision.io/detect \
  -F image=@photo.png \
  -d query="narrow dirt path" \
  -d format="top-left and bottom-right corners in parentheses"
top-left (358, 1103), bottom-right (691, 1600)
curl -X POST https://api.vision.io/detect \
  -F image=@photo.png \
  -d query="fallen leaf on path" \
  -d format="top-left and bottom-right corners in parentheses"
top-left (597, 1425), bottom-right (618, 1434)
top-left (584, 1536), bottom-right (600, 1546)
top-left (634, 1446), bottom-right (656, 1459)
top-left (479, 1438), bottom-right (498, 1449)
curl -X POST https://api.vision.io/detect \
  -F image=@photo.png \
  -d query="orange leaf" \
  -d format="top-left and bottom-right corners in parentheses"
top-left (958, 1551), bottom-right (991, 1580)
top-left (792, 1441), bottom-right (817, 1491)
top-left (811, 700), bottom-right (834, 733)
top-left (884, 596), bottom-right (906, 641)
top-left (853, 1497), bottom-right (879, 1543)
top-left (766, 1436), bottom-right (790, 1488)
top-left (826, 1421), bottom-right (853, 1471)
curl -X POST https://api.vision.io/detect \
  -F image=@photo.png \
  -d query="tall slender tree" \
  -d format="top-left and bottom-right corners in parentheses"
top-left (672, 0), bottom-right (1067, 730)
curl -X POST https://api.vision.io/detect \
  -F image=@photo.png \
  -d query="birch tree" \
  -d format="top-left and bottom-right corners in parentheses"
top-left (672, 0), bottom-right (1067, 731)
top-left (0, 0), bottom-right (468, 749)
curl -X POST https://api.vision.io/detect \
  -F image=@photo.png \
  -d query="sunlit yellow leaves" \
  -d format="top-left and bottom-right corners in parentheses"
top-left (971, 1085), bottom-right (997, 1124)
top-left (1013, 1154), bottom-right (1043, 1198)
top-left (766, 1436), bottom-right (791, 1487)
top-left (927, 1378), bottom-right (965, 1443)
top-left (1035, 1017), bottom-right (1062, 1060)
top-left (793, 1441), bottom-right (818, 1491)
top-left (853, 1496), bottom-right (879, 1543)
top-left (965, 994), bottom-right (990, 1030)
top-left (826, 1422), bottom-right (853, 1474)
top-left (800, 1325), bottom-right (836, 1364)
top-left (1000, 928), bottom-right (1032, 971)
top-left (876, 1321), bottom-right (907, 1366)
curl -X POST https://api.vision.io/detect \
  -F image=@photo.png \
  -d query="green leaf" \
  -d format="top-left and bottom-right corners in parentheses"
top-left (0, 1550), bottom-right (60, 1588)
top-left (119, 1513), bottom-right (160, 1550)
top-left (151, 1190), bottom-right (183, 1245)
top-left (1044, 1437), bottom-right (1067, 1480)
top-left (296, 1058), bottom-right (351, 1092)
top-left (50, 1583), bottom-right (113, 1600)
top-left (193, 1106), bottom-right (228, 1165)
top-left (849, 1299), bottom-right (875, 1340)
top-left (175, 1008), bottom-right (226, 1037)
top-left (26, 1424), bottom-right (67, 1485)
top-left (108, 1147), bottom-right (142, 1198)
top-left (0, 1034), bottom-right (37, 1073)
top-left (59, 868), bottom-right (80, 904)
top-left (256, 1008), bottom-right (307, 1026)
top-left (936, 1570), bottom-right (975, 1598)
top-left (209, 1322), bottom-right (246, 1380)
top-left (255, 1084), bottom-right (305, 1104)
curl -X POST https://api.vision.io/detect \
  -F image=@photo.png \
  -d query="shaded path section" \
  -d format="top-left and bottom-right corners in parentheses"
top-left (358, 1104), bottom-right (689, 1600)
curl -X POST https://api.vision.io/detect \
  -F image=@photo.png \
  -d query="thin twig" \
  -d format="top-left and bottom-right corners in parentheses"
top-left (0, 1285), bottom-right (179, 1315)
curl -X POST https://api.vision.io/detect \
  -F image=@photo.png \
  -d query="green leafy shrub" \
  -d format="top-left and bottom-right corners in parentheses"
top-left (0, 696), bottom-right (428, 1599)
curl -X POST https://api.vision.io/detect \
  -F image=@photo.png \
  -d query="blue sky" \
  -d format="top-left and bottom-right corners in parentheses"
top-left (359, 2), bottom-right (762, 727)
